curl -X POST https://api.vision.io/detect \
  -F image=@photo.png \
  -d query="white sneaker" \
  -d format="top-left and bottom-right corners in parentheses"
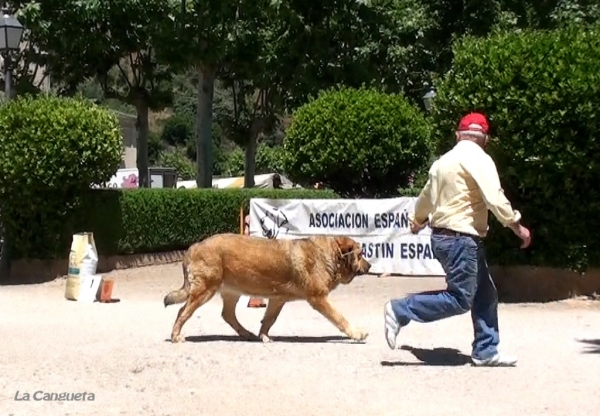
top-left (384, 301), bottom-right (401, 350)
top-left (471, 353), bottom-right (517, 367)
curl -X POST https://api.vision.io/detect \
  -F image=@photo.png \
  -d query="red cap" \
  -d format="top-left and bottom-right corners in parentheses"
top-left (458, 113), bottom-right (489, 135)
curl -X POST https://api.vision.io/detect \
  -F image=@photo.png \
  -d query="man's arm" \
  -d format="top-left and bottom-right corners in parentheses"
top-left (464, 151), bottom-right (531, 248)
top-left (465, 154), bottom-right (521, 227)
top-left (410, 163), bottom-right (436, 226)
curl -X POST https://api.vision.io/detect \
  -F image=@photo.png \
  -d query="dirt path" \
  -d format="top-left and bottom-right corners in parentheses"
top-left (1, 263), bottom-right (599, 416)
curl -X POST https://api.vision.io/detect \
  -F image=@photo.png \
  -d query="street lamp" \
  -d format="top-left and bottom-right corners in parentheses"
top-left (0, 6), bottom-right (23, 281)
top-left (422, 87), bottom-right (436, 113)
top-left (0, 6), bottom-right (24, 100)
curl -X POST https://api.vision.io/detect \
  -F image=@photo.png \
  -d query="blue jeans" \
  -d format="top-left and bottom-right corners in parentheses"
top-left (390, 232), bottom-right (500, 360)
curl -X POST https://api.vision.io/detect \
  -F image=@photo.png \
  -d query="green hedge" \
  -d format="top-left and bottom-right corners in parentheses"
top-left (7, 188), bottom-right (337, 260)
top-left (0, 95), bottom-right (124, 263)
top-left (432, 24), bottom-right (600, 271)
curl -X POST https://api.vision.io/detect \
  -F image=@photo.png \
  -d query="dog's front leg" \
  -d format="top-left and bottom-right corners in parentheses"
top-left (307, 296), bottom-right (368, 342)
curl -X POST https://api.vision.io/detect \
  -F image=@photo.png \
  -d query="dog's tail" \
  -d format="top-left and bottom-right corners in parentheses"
top-left (164, 254), bottom-right (191, 307)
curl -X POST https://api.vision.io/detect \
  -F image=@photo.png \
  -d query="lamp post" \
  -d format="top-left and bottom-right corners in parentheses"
top-left (0, 6), bottom-right (23, 282)
top-left (0, 5), bottom-right (24, 101)
top-left (422, 87), bottom-right (436, 113)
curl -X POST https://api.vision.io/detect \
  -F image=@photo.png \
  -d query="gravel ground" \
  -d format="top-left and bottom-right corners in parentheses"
top-left (1, 263), bottom-right (599, 416)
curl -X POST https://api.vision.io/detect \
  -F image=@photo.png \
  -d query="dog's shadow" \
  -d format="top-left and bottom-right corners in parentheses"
top-left (164, 334), bottom-right (357, 344)
top-left (381, 345), bottom-right (472, 367)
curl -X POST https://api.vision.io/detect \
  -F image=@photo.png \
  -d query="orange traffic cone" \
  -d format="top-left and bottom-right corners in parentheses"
top-left (247, 297), bottom-right (267, 308)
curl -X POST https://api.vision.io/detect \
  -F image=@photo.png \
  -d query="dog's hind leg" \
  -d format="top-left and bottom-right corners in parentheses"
top-left (220, 291), bottom-right (259, 341)
top-left (171, 286), bottom-right (217, 343)
top-left (258, 299), bottom-right (287, 343)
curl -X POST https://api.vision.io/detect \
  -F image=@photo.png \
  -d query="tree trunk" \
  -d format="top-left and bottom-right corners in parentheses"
top-left (135, 97), bottom-right (150, 188)
top-left (244, 130), bottom-right (258, 188)
top-left (196, 64), bottom-right (216, 188)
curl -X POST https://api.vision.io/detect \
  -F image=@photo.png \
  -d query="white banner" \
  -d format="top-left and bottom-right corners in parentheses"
top-left (249, 198), bottom-right (445, 276)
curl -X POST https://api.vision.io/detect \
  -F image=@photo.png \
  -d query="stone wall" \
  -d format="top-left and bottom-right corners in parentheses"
top-left (490, 266), bottom-right (600, 303)
top-left (4, 251), bottom-right (185, 285)
top-left (4, 255), bottom-right (600, 303)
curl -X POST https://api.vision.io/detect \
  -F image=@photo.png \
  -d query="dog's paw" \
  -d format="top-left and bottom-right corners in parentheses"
top-left (349, 328), bottom-right (369, 342)
top-left (238, 330), bottom-right (260, 342)
top-left (259, 333), bottom-right (272, 343)
top-left (171, 335), bottom-right (186, 344)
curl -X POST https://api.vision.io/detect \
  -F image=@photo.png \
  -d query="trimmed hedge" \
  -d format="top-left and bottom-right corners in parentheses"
top-left (432, 25), bottom-right (600, 272)
top-left (7, 188), bottom-right (338, 260)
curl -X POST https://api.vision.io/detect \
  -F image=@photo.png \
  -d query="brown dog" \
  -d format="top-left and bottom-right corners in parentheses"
top-left (164, 233), bottom-right (371, 343)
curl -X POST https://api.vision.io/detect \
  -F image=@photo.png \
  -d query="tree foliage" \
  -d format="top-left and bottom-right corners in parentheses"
top-left (283, 87), bottom-right (431, 197)
top-left (222, 143), bottom-right (284, 177)
top-left (161, 114), bottom-right (194, 147)
top-left (432, 24), bottom-right (600, 271)
top-left (18, 0), bottom-right (175, 187)
top-left (159, 0), bottom-right (269, 187)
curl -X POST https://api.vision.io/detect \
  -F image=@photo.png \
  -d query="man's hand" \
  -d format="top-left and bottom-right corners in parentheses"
top-left (509, 222), bottom-right (531, 249)
top-left (410, 219), bottom-right (428, 234)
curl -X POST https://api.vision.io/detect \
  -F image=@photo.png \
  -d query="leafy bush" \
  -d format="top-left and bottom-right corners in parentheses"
top-left (161, 114), bottom-right (194, 146)
top-left (9, 188), bottom-right (338, 259)
top-left (0, 94), bottom-right (123, 259)
top-left (222, 143), bottom-right (285, 177)
top-left (282, 86), bottom-right (432, 197)
top-left (157, 147), bottom-right (196, 180)
top-left (157, 112), bottom-right (228, 175)
top-left (432, 24), bottom-right (600, 271)
top-left (222, 148), bottom-right (245, 176)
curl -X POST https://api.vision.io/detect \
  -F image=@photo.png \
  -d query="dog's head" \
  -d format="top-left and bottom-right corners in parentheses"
top-left (335, 236), bottom-right (371, 283)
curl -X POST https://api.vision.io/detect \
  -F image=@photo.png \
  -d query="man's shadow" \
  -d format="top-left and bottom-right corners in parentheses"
top-left (578, 339), bottom-right (600, 354)
top-left (381, 345), bottom-right (472, 367)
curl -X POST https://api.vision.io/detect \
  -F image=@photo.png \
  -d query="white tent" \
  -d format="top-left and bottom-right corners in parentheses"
top-left (177, 173), bottom-right (301, 189)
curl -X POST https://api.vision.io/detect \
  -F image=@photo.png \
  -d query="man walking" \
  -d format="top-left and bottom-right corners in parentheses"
top-left (384, 113), bottom-right (531, 367)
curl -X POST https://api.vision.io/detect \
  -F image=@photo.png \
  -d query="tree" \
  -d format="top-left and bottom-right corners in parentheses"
top-left (18, 0), bottom-right (175, 187)
top-left (217, 80), bottom-right (279, 187)
top-left (159, 0), bottom-right (235, 187)
top-left (401, 0), bottom-right (600, 94)
top-left (164, 0), bottom-right (404, 188)
top-left (282, 87), bottom-right (432, 197)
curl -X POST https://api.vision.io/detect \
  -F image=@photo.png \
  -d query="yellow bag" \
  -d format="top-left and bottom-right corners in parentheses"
top-left (64, 233), bottom-right (99, 301)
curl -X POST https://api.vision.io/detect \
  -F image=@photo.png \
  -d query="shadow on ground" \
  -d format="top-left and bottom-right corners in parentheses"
top-left (381, 345), bottom-right (472, 366)
top-left (164, 334), bottom-right (353, 344)
top-left (578, 339), bottom-right (600, 354)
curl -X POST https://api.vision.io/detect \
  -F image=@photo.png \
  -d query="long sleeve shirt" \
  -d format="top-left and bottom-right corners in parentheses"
top-left (411, 140), bottom-right (521, 238)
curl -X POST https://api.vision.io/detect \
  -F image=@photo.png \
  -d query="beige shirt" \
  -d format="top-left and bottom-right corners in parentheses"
top-left (411, 140), bottom-right (521, 238)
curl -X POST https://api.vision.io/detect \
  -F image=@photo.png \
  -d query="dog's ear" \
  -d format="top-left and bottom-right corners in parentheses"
top-left (335, 236), bottom-right (355, 254)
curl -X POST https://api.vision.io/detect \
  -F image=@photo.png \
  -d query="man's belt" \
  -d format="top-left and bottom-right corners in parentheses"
top-left (431, 227), bottom-right (480, 239)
